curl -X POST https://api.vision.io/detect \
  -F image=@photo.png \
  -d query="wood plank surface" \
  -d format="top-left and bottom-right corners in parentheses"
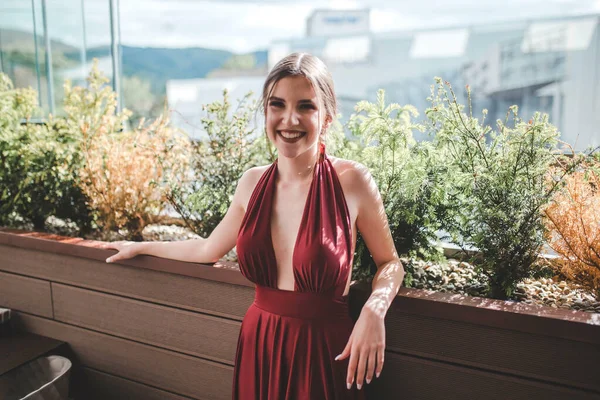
top-left (383, 310), bottom-right (600, 392)
top-left (0, 332), bottom-right (64, 375)
top-left (0, 272), bottom-right (53, 318)
top-left (0, 245), bottom-right (254, 320)
top-left (13, 312), bottom-right (233, 400)
top-left (52, 283), bottom-right (241, 364)
top-left (76, 367), bottom-right (197, 400)
top-left (0, 233), bottom-right (252, 287)
top-left (367, 351), bottom-right (600, 400)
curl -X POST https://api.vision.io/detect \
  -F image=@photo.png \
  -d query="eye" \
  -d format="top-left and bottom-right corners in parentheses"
top-left (300, 103), bottom-right (316, 110)
top-left (269, 101), bottom-right (284, 108)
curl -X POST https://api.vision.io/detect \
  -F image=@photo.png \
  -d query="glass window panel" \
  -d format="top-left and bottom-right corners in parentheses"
top-left (323, 35), bottom-right (370, 63)
top-left (410, 28), bottom-right (469, 59)
top-left (0, 0), bottom-right (44, 113)
top-left (43, 0), bottom-right (88, 114)
top-left (522, 17), bottom-right (598, 53)
top-left (0, 0), bottom-right (116, 116)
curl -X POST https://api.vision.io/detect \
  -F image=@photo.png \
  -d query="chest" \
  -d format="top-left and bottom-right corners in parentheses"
top-left (270, 181), bottom-right (311, 262)
top-left (236, 159), bottom-right (359, 294)
top-left (269, 179), bottom-right (359, 264)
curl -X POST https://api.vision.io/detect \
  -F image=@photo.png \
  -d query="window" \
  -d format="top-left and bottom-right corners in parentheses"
top-left (521, 17), bottom-right (598, 53)
top-left (410, 28), bottom-right (469, 59)
top-left (323, 35), bottom-right (370, 63)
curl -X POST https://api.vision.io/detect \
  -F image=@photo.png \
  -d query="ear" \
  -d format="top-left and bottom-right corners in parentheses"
top-left (323, 115), bottom-right (333, 130)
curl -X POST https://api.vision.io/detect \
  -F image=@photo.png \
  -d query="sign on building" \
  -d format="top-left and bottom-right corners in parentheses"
top-left (306, 9), bottom-right (370, 37)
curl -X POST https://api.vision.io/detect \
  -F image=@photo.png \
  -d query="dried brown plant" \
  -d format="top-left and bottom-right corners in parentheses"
top-left (61, 60), bottom-right (192, 241)
top-left (79, 114), bottom-right (191, 241)
top-left (544, 157), bottom-right (600, 292)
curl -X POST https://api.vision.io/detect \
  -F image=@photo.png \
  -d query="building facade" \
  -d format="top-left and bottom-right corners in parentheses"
top-left (269, 12), bottom-right (600, 150)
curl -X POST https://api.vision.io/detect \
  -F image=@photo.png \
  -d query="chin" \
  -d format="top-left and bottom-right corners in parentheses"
top-left (268, 134), bottom-right (319, 159)
top-left (276, 147), bottom-right (305, 159)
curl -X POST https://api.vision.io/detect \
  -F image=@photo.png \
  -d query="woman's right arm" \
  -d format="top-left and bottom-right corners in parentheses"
top-left (103, 168), bottom-right (259, 264)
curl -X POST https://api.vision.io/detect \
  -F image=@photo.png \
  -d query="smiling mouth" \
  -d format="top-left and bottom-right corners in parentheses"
top-left (278, 130), bottom-right (306, 141)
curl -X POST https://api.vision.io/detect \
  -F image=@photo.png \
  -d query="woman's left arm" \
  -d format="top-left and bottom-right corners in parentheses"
top-left (335, 163), bottom-right (405, 390)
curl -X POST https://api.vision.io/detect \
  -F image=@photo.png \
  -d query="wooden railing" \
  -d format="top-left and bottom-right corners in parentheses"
top-left (1, 229), bottom-right (599, 400)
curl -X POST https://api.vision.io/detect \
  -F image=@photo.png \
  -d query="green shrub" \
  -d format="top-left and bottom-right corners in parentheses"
top-left (167, 90), bottom-right (273, 237)
top-left (426, 78), bottom-right (582, 299)
top-left (0, 73), bottom-right (36, 226)
top-left (345, 89), bottom-right (451, 281)
top-left (0, 73), bottom-right (93, 232)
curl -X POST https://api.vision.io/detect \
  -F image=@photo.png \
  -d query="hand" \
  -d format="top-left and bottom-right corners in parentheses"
top-left (335, 303), bottom-right (386, 390)
top-left (102, 241), bottom-right (140, 263)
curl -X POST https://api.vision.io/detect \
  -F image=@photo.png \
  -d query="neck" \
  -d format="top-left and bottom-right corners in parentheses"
top-left (277, 146), bottom-right (320, 184)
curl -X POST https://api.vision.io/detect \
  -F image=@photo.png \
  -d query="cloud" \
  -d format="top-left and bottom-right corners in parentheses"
top-left (1, 0), bottom-right (598, 52)
top-left (114, 0), bottom-right (316, 51)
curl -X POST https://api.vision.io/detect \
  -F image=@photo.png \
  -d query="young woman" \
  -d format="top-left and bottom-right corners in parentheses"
top-left (103, 52), bottom-right (405, 399)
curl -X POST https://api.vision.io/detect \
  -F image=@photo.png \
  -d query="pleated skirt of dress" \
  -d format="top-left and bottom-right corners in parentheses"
top-left (232, 285), bottom-right (365, 400)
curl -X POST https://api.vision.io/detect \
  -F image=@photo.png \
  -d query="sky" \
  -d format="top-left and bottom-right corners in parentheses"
top-left (1, 0), bottom-right (599, 52)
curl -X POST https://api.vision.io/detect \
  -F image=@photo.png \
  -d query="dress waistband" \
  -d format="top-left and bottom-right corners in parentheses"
top-left (253, 285), bottom-right (349, 320)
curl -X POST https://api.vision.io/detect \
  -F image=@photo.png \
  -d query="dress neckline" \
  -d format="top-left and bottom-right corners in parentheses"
top-left (268, 153), bottom-right (326, 291)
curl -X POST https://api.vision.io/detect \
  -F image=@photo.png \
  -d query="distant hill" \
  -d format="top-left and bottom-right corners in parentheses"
top-left (1, 29), bottom-right (268, 95)
top-left (69, 45), bottom-right (268, 94)
top-left (0, 28), bottom-right (78, 53)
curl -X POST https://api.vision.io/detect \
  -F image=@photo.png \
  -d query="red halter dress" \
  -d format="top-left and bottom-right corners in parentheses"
top-left (234, 151), bottom-right (364, 399)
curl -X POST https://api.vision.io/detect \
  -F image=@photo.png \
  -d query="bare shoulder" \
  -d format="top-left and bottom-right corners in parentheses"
top-left (328, 156), bottom-right (374, 192)
top-left (239, 164), bottom-right (271, 187)
top-left (236, 164), bottom-right (272, 211)
top-left (328, 156), bottom-right (380, 222)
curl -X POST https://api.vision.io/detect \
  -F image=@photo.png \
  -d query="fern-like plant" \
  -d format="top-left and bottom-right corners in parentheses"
top-left (426, 78), bottom-right (586, 299)
top-left (167, 90), bottom-right (273, 238)
top-left (347, 89), bottom-right (451, 281)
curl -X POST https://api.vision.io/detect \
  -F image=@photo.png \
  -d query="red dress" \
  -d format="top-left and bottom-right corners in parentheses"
top-left (234, 152), bottom-right (364, 399)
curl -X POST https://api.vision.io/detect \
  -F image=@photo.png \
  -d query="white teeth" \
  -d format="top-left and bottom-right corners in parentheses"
top-left (279, 131), bottom-right (304, 139)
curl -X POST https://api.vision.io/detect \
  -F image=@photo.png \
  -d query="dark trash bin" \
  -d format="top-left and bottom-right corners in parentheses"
top-left (0, 355), bottom-right (72, 400)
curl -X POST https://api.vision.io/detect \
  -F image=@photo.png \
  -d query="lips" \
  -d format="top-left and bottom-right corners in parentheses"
top-left (278, 130), bottom-right (306, 143)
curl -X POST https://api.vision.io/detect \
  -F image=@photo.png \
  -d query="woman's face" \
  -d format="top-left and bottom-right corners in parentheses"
top-left (265, 76), bottom-right (326, 159)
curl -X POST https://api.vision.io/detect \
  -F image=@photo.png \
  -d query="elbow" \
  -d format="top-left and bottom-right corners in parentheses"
top-left (376, 257), bottom-right (403, 271)
top-left (204, 249), bottom-right (222, 264)
top-left (374, 257), bottom-right (405, 280)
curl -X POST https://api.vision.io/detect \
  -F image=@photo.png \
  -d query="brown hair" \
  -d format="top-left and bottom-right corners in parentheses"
top-left (261, 53), bottom-right (337, 143)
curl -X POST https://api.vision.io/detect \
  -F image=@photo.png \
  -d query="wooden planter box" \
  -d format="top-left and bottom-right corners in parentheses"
top-left (1, 229), bottom-right (599, 400)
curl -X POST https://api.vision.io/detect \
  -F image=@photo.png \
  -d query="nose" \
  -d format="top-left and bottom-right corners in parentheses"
top-left (282, 106), bottom-right (300, 126)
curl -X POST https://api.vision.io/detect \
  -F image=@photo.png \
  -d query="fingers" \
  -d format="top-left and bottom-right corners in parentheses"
top-left (105, 246), bottom-right (123, 263)
top-left (101, 241), bottom-right (124, 248)
top-left (365, 349), bottom-right (376, 384)
top-left (376, 349), bottom-right (385, 379)
top-left (335, 339), bottom-right (351, 362)
top-left (103, 242), bottom-right (127, 263)
top-left (345, 345), bottom-right (358, 390)
top-left (344, 345), bottom-right (384, 391)
top-left (106, 249), bottom-right (129, 264)
top-left (354, 349), bottom-right (368, 389)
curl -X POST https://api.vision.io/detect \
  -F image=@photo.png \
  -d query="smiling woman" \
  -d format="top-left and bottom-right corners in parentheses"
top-left (233, 53), bottom-right (395, 399)
top-left (104, 52), bottom-right (406, 399)
top-left (211, 52), bottom-right (405, 399)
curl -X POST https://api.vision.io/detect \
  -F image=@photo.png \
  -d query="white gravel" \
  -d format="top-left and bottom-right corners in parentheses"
top-left (403, 257), bottom-right (600, 313)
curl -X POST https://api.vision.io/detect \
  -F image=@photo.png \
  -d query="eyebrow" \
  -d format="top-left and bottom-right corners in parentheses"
top-left (268, 96), bottom-right (316, 104)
